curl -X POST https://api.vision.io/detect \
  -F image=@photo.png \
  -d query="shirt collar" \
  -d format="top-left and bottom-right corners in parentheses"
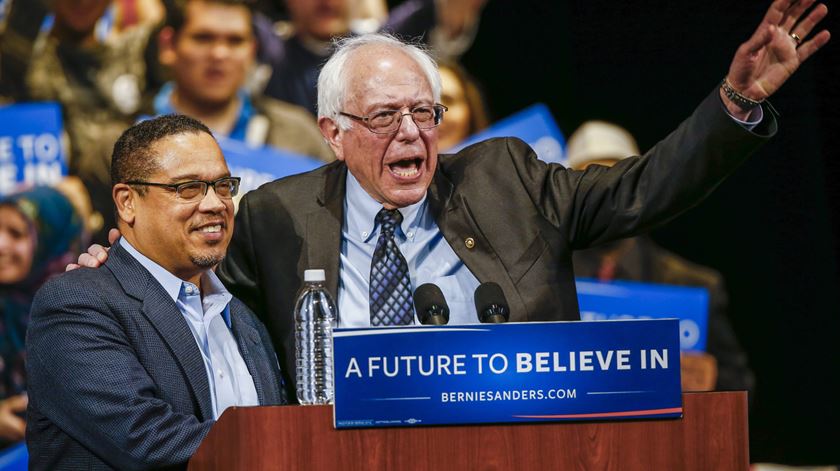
top-left (120, 237), bottom-right (185, 302)
top-left (344, 171), bottom-right (426, 243)
top-left (119, 237), bottom-right (232, 308)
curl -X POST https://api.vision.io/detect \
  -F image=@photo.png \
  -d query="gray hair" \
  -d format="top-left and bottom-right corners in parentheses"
top-left (317, 33), bottom-right (442, 130)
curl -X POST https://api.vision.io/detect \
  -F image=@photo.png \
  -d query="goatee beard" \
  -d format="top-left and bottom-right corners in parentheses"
top-left (190, 253), bottom-right (223, 269)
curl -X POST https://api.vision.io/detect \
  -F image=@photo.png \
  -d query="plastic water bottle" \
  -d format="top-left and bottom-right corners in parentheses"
top-left (294, 269), bottom-right (337, 405)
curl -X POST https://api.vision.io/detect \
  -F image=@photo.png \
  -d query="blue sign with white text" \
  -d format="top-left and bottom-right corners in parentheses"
top-left (216, 136), bottom-right (324, 195)
top-left (444, 103), bottom-right (567, 165)
top-left (0, 102), bottom-right (67, 195)
top-left (333, 319), bottom-right (682, 429)
top-left (576, 278), bottom-right (709, 352)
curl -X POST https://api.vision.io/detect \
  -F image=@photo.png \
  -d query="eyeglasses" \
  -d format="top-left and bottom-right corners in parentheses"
top-left (339, 104), bottom-right (448, 134)
top-left (126, 176), bottom-right (241, 202)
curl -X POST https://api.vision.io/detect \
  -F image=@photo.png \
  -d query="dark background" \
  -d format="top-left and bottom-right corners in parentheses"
top-left (454, 0), bottom-right (839, 465)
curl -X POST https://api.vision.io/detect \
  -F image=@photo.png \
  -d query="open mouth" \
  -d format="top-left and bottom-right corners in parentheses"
top-left (387, 157), bottom-right (423, 179)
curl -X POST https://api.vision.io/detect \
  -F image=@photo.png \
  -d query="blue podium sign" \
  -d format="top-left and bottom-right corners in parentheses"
top-left (333, 319), bottom-right (682, 429)
top-left (444, 103), bottom-right (567, 165)
top-left (0, 102), bottom-right (67, 195)
top-left (216, 136), bottom-right (324, 195)
top-left (576, 278), bottom-right (709, 352)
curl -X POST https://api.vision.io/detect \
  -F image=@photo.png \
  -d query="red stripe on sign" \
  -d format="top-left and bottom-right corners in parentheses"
top-left (513, 407), bottom-right (683, 419)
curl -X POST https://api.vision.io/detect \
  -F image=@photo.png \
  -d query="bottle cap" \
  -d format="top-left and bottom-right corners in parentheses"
top-left (304, 269), bottom-right (326, 282)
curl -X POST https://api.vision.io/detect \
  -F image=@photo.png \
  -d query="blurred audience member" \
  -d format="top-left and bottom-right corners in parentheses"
top-left (0, 0), bottom-right (50, 99)
top-left (155, 0), bottom-right (333, 161)
top-left (438, 60), bottom-right (489, 150)
top-left (54, 176), bottom-right (103, 246)
top-left (0, 186), bottom-right (82, 444)
top-left (255, 0), bottom-right (487, 114)
top-left (27, 0), bottom-right (153, 122)
top-left (568, 120), bottom-right (756, 393)
top-left (20, 0), bottom-right (157, 243)
top-left (347, 0), bottom-right (389, 34)
top-left (113, 0), bottom-right (165, 34)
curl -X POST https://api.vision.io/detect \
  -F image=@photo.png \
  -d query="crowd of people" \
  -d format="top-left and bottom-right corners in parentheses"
top-left (0, 0), bottom-right (831, 468)
top-left (0, 0), bottom-right (487, 243)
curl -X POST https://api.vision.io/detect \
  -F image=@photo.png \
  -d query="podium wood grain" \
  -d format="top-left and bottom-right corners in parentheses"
top-left (188, 391), bottom-right (748, 470)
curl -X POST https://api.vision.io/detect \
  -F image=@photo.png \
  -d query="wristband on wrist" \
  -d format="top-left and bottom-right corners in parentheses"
top-left (721, 78), bottom-right (764, 111)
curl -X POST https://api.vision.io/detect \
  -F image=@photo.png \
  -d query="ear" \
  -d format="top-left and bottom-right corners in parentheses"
top-left (318, 116), bottom-right (345, 161)
top-left (113, 184), bottom-right (137, 226)
top-left (158, 26), bottom-right (177, 67)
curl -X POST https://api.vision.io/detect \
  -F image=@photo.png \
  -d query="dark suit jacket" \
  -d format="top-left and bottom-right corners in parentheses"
top-left (218, 89), bottom-right (775, 399)
top-left (25, 243), bottom-right (286, 471)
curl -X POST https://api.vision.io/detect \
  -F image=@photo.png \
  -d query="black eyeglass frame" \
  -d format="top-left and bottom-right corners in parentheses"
top-left (125, 176), bottom-right (242, 201)
top-left (339, 104), bottom-right (448, 134)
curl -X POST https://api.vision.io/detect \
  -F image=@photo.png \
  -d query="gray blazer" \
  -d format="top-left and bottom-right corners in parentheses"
top-left (26, 243), bottom-right (286, 471)
top-left (218, 88), bottom-right (775, 399)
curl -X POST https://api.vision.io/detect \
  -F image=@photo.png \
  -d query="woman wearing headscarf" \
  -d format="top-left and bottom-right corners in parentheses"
top-left (0, 186), bottom-right (82, 444)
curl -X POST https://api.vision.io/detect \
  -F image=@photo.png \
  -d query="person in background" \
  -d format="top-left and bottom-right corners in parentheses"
top-left (0, 186), bottom-right (83, 445)
top-left (567, 120), bottom-right (756, 393)
top-left (437, 60), bottom-right (489, 151)
top-left (54, 176), bottom-right (104, 246)
top-left (255, 0), bottom-right (488, 114)
top-left (154, 0), bottom-right (334, 161)
top-left (112, 0), bottom-right (165, 34)
top-left (14, 0), bottom-right (157, 244)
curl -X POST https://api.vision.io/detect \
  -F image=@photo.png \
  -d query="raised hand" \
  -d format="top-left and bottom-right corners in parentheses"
top-left (722, 0), bottom-right (830, 115)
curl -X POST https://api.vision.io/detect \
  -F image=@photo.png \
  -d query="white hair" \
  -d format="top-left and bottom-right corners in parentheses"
top-left (317, 33), bottom-right (442, 130)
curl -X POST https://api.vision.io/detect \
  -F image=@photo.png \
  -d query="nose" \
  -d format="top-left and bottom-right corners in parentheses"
top-left (395, 110), bottom-right (421, 141)
top-left (209, 41), bottom-right (231, 60)
top-left (197, 186), bottom-right (228, 213)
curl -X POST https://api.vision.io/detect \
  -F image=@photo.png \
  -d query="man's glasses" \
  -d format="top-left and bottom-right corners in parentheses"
top-left (339, 104), bottom-right (448, 134)
top-left (126, 176), bottom-right (241, 202)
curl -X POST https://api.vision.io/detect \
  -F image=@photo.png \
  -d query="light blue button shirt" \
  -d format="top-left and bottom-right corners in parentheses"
top-left (120, 238), bottom-right (259, 419)
top-left (337, 172), bottom-right (482, 327)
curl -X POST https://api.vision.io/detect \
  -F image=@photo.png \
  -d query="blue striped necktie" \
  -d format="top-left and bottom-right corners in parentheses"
top-left (369, 208), bottom-right (415, 325)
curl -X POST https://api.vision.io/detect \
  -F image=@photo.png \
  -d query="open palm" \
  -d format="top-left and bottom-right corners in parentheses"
top-left (727, 0), bottom-right (830, 101)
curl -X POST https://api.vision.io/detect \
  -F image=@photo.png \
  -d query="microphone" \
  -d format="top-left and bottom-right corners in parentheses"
top-left (413, 284), bottom-right (450, 325)
top-left (474, 282), bottom-right (510, 323)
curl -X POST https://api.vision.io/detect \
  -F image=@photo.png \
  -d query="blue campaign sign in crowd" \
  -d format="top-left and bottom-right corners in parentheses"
top-left (444, 103), bottom-right (567, 166)
top-left (0, 101), bottom-right (560, 197)
top-left (215, 136), bottom-right (324, 195)
top-left (0, 102), bottom-right (67, 196)
top-left (575, 278), bottom-right (710, 352)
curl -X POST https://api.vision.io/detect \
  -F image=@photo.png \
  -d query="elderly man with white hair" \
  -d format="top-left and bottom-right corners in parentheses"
top-left (79, 1), bottom-right (829, 401)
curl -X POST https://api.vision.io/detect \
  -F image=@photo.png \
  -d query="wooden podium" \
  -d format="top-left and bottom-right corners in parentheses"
top-left (189, 391), bottom-right (748, 470)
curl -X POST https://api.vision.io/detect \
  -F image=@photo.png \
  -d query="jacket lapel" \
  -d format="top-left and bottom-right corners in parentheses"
top-left (106, 244), bottom-right (214, 421)
top-left (427, 169), bottom-right (529, 320)
top-left (307, 163), bottom-right (346, 298)
top-left (229, 303), bottom-right (272, 405)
